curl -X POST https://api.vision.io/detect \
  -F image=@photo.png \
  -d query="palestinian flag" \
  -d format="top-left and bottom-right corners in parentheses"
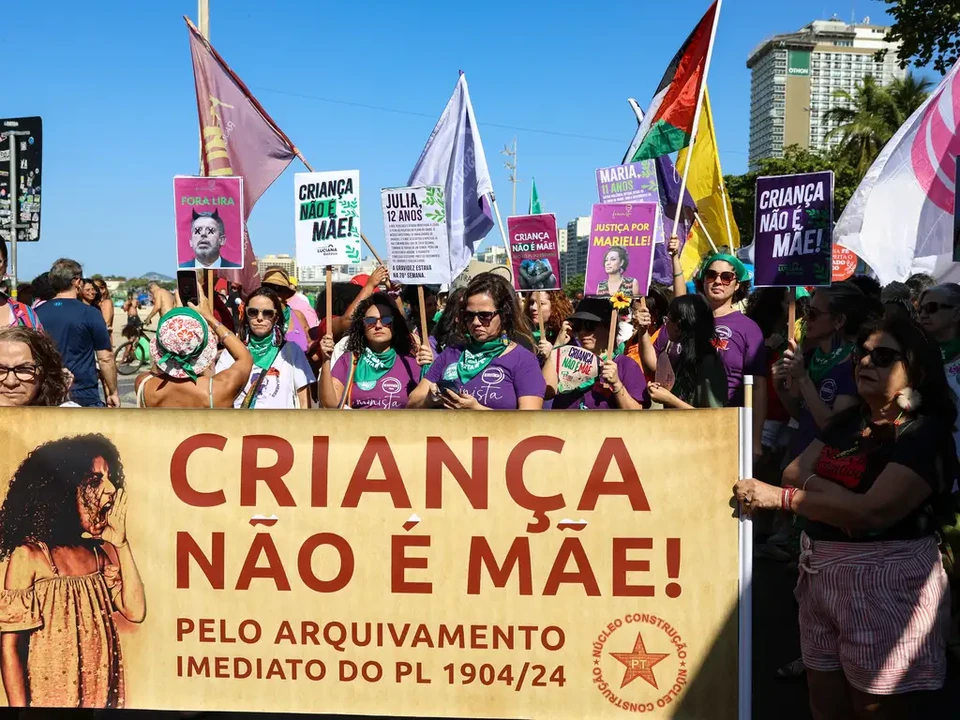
top-left (628, 1), bottom-right (719, 162)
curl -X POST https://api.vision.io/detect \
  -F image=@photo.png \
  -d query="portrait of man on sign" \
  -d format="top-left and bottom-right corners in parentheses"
top-left (179, 209), bottom-right (240, 269)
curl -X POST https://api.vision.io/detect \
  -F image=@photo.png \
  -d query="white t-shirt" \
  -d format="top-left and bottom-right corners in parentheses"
top-left (216, 342), bottom-right (316, 409)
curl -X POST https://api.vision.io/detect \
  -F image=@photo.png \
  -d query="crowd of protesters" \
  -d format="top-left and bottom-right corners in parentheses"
top-left (2, 235), bottom-right (960, 716)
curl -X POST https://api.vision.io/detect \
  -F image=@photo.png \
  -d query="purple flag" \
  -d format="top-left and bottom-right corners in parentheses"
top-left (651, 155), bottom-right (696, 286)
top-left (186, 18), bottom-right (298, 291)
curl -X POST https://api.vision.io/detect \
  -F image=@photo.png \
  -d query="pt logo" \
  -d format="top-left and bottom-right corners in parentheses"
top-left (592, 614), bottom-right (688, 712)
top-left (611, 633), bottom-right (670, 689)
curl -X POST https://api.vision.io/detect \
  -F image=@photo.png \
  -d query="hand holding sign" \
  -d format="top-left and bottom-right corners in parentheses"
top-left (556, 346), bottom-right (600, 394)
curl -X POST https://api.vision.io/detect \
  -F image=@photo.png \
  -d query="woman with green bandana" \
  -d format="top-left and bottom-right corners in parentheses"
top-left (774, 281), bottom-right (872, 460)
top-left (135, 294), bottom-right (252, 408)
top-left (216, 287), bottom-right (314, 409)
top-left (918, 283), bottom-right (960, 454)
top-left (409, 273), bottom-right (545, 410)
top-left (319, 292), bottom-right (428, 409)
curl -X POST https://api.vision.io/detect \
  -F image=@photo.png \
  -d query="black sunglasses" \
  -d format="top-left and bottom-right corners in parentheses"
top-left (462, 310), bottom-right (499, 325)
top-left (570, 319), bottom-right (599, 333)
top-left (855, 345), bottom-right (903, 369)
top-left (919, 301), bottom-right (955, 315)
top-left (704, 270), bottom-right (737, 285)
top-left (362, 315), bottom-right (394, 328)
top-left (246, 308), bottom-right (277, 320)
top-left (804, 306), bottom-right (826, 322)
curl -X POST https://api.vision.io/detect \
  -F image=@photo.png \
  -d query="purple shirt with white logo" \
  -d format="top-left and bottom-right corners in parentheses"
top-left (333, 352), bottom-right (421, 409)
top-left (551, 355), bottom-right (650, 410)
top-left (425, 345), bottom-right (546, 409)
top-left (791, 355), bottom-right (858, 456)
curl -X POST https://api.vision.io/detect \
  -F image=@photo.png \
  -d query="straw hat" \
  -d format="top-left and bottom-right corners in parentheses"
top-left (261, 267), bottom-right (295, 298)
top-left (150, 308), bottom-right (218, 380)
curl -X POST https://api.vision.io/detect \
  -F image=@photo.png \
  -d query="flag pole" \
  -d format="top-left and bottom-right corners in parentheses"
top-left (293, 149), bottom-right (385, 267)
top-left (197, 0), bottom-right (215, 311)
top-left (490, 194), bottom-right (514, 269)
top-left (703, 89), bottom-right (737, 247)
top-left (671, 0), bottom-right (723, 237)
top-left (693, 212), bottom-right (720, 253)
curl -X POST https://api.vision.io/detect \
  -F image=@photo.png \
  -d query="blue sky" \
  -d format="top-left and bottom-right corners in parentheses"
top-left (3, 0), bottom-right (911, 280)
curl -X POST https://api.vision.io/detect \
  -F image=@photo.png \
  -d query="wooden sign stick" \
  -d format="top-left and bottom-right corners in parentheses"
top-left (537, 292), bottom-right (546, 340)
top-left (417, 286), bottom-right (430, 349)
top-left (325, 266), bottom-right (334, 337)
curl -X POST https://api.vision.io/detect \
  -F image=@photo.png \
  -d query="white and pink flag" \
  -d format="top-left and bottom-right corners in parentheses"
top-left (836, 60), bottom-right (960, 284)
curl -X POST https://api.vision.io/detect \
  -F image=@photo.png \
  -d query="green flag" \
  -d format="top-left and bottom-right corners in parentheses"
top-left (529, 178), bottom-right (542, 214)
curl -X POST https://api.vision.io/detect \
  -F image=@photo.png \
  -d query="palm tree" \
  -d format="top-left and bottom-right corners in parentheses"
top-left (823, 71), bottom-right (933, 177)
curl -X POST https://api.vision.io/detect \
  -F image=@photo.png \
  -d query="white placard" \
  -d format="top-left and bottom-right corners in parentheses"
top-left (381, 185), bottom-right (451, 284)
top-left (294, 170), bottom-right (361, 266)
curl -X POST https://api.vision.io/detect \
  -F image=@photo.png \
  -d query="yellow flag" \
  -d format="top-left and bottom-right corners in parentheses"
top-left (675, 87), bottom-right (740, 279)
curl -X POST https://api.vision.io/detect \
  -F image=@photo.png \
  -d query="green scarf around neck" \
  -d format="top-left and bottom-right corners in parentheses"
top-left (248, 332), bottom-right (281, 371)
top-left (355, 347), bottom-right (397, 391)
top-left (809, 343), bottom-right (853, 384)
top-left (941, 339), bottom-right (960, 363)
top-left (457, 339), bottom-right (507, 383)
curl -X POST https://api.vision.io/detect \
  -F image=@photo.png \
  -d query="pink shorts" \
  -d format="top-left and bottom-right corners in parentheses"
top-left (795, 533), bottom-right (950, 695)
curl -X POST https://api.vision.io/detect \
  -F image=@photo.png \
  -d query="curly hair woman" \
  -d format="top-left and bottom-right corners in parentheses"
top-left (0, 434), bottom-right (145, 707)
top-left (318, 291), bottom-right (430, 409)
top-left (524, 290), bottom-right (574, 360)
top-left (0, 327), bottom-right (72, 407)
top-left (409, 273), bottom-right (545, 410)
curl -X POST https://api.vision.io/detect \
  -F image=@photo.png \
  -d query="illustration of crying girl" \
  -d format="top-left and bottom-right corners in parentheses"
top-left (0, 434), bottom-right (146, 707)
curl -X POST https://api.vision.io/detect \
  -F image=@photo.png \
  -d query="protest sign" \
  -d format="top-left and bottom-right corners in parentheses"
top-left (595, 162), bottom-right (665, 245)
top-left (295, 170), bottom-right (362, 266)
top-left (381, 185), bottom-right (451, 285)
top-left (555, 345), bottom-right (600, 394)
top-left (0, 116), bottom-right (42, 243)
top-left (173, 176), bottom-right (245, 269)
top-left (753, 172), bottom-right (833, 287)
top-left (832, 244), bottom-right (858, 282)
top-left (0, 408), bottom-right (743, 718)
top-left (507, 213), bottom-right (561, 292)
top-left (585, 203), bottom-right (658, 298)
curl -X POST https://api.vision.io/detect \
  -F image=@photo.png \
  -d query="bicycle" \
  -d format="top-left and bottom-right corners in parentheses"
top-left (115, 324), bottom-right (155, 376)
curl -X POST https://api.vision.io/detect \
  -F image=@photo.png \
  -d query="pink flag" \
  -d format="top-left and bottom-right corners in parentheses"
top-left (186, 17), bottom-right (298, 291)
top-left (835, 58), bottom-right (960, 284)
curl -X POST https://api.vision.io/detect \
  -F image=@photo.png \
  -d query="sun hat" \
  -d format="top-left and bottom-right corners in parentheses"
top-left (261, 267), bottom-right (296, 298)
top-left (569, 298), bottom-right (613, 324)
top-left (150, 308), bottom-right (218, 380)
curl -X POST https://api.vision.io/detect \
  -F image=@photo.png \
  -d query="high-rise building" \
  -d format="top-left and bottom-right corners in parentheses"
top-left (259, 253), bottom-right (297, 280)
top-left (557, 227), bottom-right (568, 254)
top-left (559, 217), bottom-right (590, 285)
top-left (746, 18), bottom-right (905, 169)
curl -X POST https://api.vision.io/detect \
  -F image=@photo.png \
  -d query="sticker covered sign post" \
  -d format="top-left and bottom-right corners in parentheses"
top-left (173, 176), bottom-right (245, 269)
top-left (584, 203), bottom-right (658, 298)
top-left (753, 171), bottom-right (833, 287)
top-left (507, 214), bottom-right (561, 292)
top-left (382, 185), bottom-right (451, 285)
top-left (295, 170), bottom-right (362, 266)
top-left (0, 116), bottom-right (42, 245)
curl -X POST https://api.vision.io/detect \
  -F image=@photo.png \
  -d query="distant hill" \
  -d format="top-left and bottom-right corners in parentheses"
top-left (142, 272), bottom-right (174, 282)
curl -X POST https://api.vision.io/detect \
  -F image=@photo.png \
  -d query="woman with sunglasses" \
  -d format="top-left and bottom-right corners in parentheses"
top-left (736, 316), bottom-right (957, 718)
top-left (524, 291), bottom-right (573, 361)
top-left (215, 287), bottom-right (314, 408)
top-left (260, 267), bottom-right (312, 352)
top-left (646, 295), bottom-right (727, 409)
top-left (318, 292), bottom-right (428, 409)
top-left (543, 298), bottom-right (649, 410)
top-left (596, 246), bottom-right (641, 298)
top-left (409, 273), bottom-right (545, 410)
top-left (917, 283), bottom-right (960, 452)
top-left (774, 283), bottom-right (871, 462)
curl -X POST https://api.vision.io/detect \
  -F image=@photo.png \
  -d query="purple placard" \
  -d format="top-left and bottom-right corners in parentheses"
top-left (753, 171), bottom-right (833, 287)
top-left (507, 213), bottom-right (561, 291)
top-left (585, 203), bottom-right (657, 298)
top-left (173, 175), bottom-right (245, 269)
top-left (596, 161), bottom-right (665, 245)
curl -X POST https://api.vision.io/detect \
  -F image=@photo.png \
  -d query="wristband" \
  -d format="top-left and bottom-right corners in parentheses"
top-left (781, 486), bottom-right (797, 512)
top-left (673, 272), bottom-right (684, 278)
top-left (802, 474), bottom-right (816, 490)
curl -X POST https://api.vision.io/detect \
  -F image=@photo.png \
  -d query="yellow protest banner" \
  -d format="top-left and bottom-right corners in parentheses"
top-left (0, 408), bottom-right (742, 717)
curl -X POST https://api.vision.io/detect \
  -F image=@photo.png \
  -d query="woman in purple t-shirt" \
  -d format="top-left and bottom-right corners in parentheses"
top-left (543, 298), bottom-right (649, 410)
top-left (774, 282), bottom-right (868, 458)
top-left (408, 273), bottom-right (545, 410)
top-left (318, 292), bottom-right (432, 409)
